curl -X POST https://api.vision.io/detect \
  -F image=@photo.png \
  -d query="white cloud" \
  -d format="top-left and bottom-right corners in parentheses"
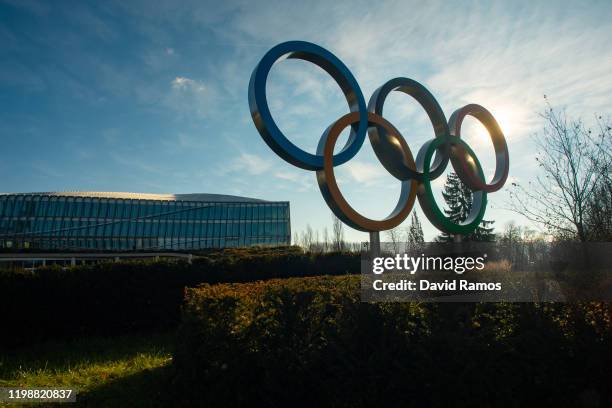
top-left (166, 76), bottom-right (216, 119)
top-left (171, 76), bottom-right (206, 91)
top-left (160, 132), bottom-right (207, 151)
top-left (341, 160), bottom-right (387, 185)
top-left (228, 152), bottom-right (271, 175)
top-left (274, 170), bottom-right (313, 192)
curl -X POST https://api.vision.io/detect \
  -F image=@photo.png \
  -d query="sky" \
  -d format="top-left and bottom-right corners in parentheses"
top-left (1, 0), bottom-right (611, 242)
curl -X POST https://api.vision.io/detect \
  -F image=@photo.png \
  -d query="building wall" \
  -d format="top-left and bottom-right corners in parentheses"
top-left (0, 194), bottom-right (290, 250)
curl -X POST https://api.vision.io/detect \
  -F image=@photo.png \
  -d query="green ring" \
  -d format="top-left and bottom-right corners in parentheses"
top-left (416, 136), bottom-right (487, 235)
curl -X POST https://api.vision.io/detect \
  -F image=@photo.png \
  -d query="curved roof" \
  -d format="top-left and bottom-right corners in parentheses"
top-left (0, 192), bottom-right (270, 203)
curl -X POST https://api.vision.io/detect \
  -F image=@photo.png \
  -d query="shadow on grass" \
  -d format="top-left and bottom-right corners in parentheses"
top-left (1, 332), bottom-right (176, 408)
top-left (75, 365), bottom-right (173, 407)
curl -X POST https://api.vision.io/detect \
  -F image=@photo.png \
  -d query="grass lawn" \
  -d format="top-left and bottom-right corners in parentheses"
top-left (0, 332), bottom-right (174, 407)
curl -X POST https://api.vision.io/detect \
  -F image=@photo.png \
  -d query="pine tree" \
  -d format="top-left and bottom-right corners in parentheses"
top-left (406, 212), bottom-right (425, 252)
top-left (436, 172), bottom-right (495, 242)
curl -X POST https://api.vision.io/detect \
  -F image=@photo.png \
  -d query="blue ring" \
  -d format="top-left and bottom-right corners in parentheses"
top-left (248, 41), bottom-right (368, 170)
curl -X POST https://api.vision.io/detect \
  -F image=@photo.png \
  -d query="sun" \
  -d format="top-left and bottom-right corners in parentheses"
top-left (465, 106), bottom-right (516, 146)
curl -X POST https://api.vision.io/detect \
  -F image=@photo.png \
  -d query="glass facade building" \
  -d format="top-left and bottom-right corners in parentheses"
top-left (0, 192), bottom-right (290, 251)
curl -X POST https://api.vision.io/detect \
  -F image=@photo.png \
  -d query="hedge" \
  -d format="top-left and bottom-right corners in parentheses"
top-left (173, 276), bottom-right (611, 407)
top-left (0, 247), bottom-right (359, 348)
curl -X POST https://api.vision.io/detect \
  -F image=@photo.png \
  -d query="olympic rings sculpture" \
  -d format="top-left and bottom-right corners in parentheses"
top-left (248, 41), bottom-right (509, 235)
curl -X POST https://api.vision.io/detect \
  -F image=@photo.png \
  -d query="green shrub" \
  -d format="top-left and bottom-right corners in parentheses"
top-left (0, 247), bottom-right (359, 348)
top-left (174, 276), bottom-right (612, 407)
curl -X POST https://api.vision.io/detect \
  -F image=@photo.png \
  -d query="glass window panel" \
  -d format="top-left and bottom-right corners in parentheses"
top-left (164, 202), bottom-right (173, 219)
top-left (239, 221), bottom-right (246, 239)
top-left (98, 200), bottom-right (108, 218)
top-left (74, 199), bottom-right (82, 217)
top-left (152, 219), bottom-right (160, 238)
top-left (91, 200), bottom-right (99, 218)
top-left (81, 200), bottom-right (91, 218)
top-left (66, 220), bottom-right (74, 237)
top-left (152, 201), bottom-right (159, 217)
top-left (72, 221), bottom-right (82, 237)
top-left (120, 201), bottom-right (128, 218)
top-left (21, 197), bottom-right (30, 217)
top-left (201, 220), bottom-right (208, 240)
top-left (95, 221), bottom-right (105, 237)
top-left (130, 202), bottom-right (139, 219)
top-left (12, 196), bottom-right (23, 217)
top-left (41, 219), bottom-right (49, 234)
top-left (145, 202), bottom-right (152, 217)
top-left (270, 205), bottom-right (277, 220)
top-left (180, 220), bottom-right (187, 238)
top-left (128, 220), bottom-right (137, 237)
top-left (167, 221), bottom-right (176, 239)
top-left (65, 198), bottom-right (74, 217)
top-left (111, 219), bottom-right (121, 236)
top-left (133, 201), bottom-right (142, 219)
top-left (106, 200), bottom-right (117, 218)
top-left (45, 199), bottom-right (54, 218)
top-left (116, 201), bottom-right (123, 219)
top-left (205, 205), bottom-right (212, 220)
top-left (141, 201), bottom-right (148, 218)
top-left (196, 219), bottom-right (203, 238)
top-left (107, 201), bottom-right (116, 219)
top-left (114, 201), bottom-right (121, 219)
top-left (121, 220), bottom-right (129, 236)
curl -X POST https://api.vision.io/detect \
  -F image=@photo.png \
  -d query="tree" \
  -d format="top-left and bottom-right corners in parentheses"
top-left (499, 221), bottom-right (526, 266)
top-left (301, 224), bottom-right (314, 251)
top-left (436, 172), bottom-right (495, 242)
top-left (499, 221), bottom-right (523, 246)
top-left (322, 227), bottom-right (330, 253)
top-left (385, 227), bottom-right (402, 253)
top-left (293, 232), bottom-right (300, 247)
top-left (509, 100), bottom-right (611, 241)
top-left (585, 182), bottom-right (612, 241)
top-left (332, 215), bottom-right (344, 251)
top-left (406, 212), bottom-right (424, 252)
